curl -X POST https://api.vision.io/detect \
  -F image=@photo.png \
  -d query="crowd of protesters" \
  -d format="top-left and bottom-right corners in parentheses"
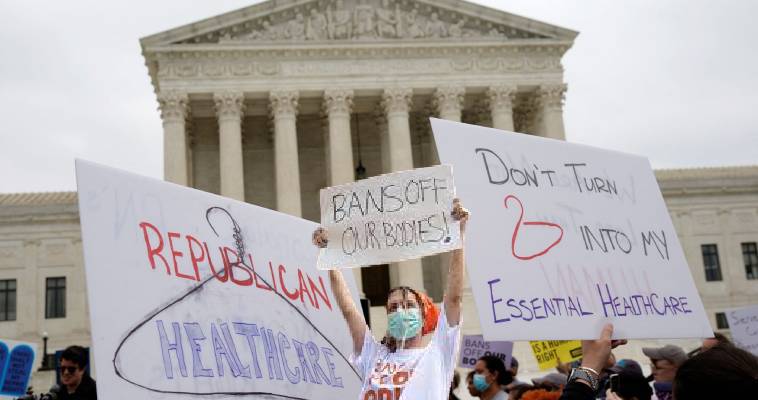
top-left (448, 327), bottom-right (757, 400)
top-left (315, 200), bottom-right (758, 400)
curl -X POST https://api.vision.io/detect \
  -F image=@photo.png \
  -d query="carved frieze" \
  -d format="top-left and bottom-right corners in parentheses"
top-left (176, 0), bottom-right (547, 45)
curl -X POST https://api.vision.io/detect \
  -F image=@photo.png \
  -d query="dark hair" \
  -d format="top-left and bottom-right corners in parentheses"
top-left (510, 356), bottom-right (519, 370)
top-left (451, 370), bottom-right (460, 390)
top-left (478, 355), bottom-right (514, 385)
top-left (674, 343), bottom-right (758, 399)
top-left (466, 370), bottom-right (476, 383)
top-left (613, 371), bottom-right (652, 400)
top-left (380, 286), bottom-right (425, 352)
top-left (61, 345), bottom-right (88, 369)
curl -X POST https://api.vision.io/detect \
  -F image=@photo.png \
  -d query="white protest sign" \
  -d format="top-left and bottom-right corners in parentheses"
top-left (431, 118), bottom-right (711, 340)
top-left (317, 165), bottom-right (460, 269)
top-left (728, 304), bottom-right (758, 356)
top-left (458, 335), bottom-right (513, 369)
top-left (76, 160), bottom-right (362, 400)
top-left (0, 339), bottom-right (37, 399)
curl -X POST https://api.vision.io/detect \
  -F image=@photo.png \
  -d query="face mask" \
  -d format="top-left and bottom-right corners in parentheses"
top-left (473, 373), bottom-right (490, 392)
top-left (387, 308), bottom-right (422, 340)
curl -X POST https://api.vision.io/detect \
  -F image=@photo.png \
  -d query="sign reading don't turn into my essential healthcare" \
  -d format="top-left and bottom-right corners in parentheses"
top-left (431, 118), bottom-right (712, 341)
top-left (317, 165), bottom-right (460, 270)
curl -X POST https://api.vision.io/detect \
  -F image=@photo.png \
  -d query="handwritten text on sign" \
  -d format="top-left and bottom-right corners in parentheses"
top-left (458, 335), bottom-right (513, 369)
top-left (76, 161), bottom-right (362, 400)
top-left (728, 304), bottom-right (758, 356)
top-left (318, 165), bottom-right (460, 269)
top-left (431, 118), bottom-right (711, 340)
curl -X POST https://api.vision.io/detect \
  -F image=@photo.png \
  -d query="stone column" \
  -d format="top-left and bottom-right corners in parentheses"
top-left (323, 89), bottom-right (355, 186)
top-left (381, 87), bottom-right (425, 291)
top-left (158, 91), bottom-right (189, 185)
top-left (213, 91), bottom-right (246, 201)
top-left (487, 85), bottom-right (517, 132)
top-left (323, 89), bottom-right (363, 296)
top-left (374, 108), bottom-right (391, 173)
top-left (269, 90), bottom-right (302, 216)
top-left (431, 85), bottom-right (465, 164)
top-left (535, 84), bottom-right (567, 140)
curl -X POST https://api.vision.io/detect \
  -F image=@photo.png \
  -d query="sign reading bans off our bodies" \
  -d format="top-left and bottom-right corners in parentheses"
top-left (76, 161), bottom-right (362, 400)
top-left (317, 165), bottom-right (461, 269)
top-left (431, 118), bottom-right (712, 340)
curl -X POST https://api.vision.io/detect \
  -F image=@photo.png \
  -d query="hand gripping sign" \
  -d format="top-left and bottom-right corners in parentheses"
top-left (431, 118), bottom-right (712, 341)
top-left (317, 165), bottom-right (461, 270)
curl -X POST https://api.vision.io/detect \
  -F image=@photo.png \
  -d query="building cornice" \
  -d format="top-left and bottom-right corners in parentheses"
top-left (656, 165), bottom-right (758, 197)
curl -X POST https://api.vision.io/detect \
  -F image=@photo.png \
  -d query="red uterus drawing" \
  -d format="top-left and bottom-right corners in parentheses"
top-left (503, 194), bottom-right (564, 260)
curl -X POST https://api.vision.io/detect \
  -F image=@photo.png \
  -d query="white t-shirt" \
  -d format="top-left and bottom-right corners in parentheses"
top-left (350, 306), bottom-right (461, 400)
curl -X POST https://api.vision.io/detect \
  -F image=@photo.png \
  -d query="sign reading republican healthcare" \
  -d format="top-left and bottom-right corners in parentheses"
top-left (458, 335), bottom-right (513, 369)
top-left (431, 118), bottom-right (712, 340)
top-left (317, 165), bottom-right (460, 269)
top-left (76, 161), bottom-right (362, 400)
top-left (728, 304), bottom-right (758, 356)
top-left (0, 339), bottom-right (36, 398)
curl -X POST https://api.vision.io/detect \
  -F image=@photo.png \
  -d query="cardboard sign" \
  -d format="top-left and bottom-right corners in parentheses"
top-left (458, 335), bottom-right (513, 369)
top-left (0, 339), bottom-right (36, 398)
top-left (431, 118), bottom-right (712, 340)
top-left (76, 161), bottom-right (362, 400)
top-left (728, 304), bottom-right (758, 356)
top-left (317, 165), bottom-right (460, 269)
top-left (530, 340), bottom-right (582, 370)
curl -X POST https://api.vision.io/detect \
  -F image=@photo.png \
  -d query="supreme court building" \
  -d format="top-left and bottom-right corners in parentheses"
top-left (1, 0), bottom-right (757, 390)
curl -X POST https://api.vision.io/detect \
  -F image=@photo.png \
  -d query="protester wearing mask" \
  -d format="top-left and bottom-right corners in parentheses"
top-left (315, 200), bottom-right (469, 400)
top-left (641, 345), bottom-right (686, 400)
top-left (473, 355), bottom-right (513, 400)
top-left (467, 371), bottom-right (481, 398)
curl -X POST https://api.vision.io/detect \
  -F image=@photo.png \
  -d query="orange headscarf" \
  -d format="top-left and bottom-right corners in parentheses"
top-left (418, 291), bottom-right (439, 335)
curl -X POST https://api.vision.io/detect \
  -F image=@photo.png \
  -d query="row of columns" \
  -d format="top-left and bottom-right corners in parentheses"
top-left (157, 84), bottom-right (567, 292)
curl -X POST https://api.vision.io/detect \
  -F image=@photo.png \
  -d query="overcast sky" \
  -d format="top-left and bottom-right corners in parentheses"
top-left (1, 0), bottom-right (756, 193)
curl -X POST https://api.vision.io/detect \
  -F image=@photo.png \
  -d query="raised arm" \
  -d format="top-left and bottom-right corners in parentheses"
top-left (313, 228), bottom-right (367, 354)
top-left (444, 199), bottom-right (469, 327)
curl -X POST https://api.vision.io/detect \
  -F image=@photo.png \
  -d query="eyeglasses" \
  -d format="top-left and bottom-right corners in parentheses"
top-left (60, 366), bottom-right (79, 374)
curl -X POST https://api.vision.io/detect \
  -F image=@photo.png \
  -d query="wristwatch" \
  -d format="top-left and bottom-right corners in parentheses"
top-left (568, 367), bottom-right (599, 391)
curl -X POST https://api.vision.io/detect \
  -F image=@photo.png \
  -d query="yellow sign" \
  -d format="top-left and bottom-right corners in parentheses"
top-left (530, 340), bottom-right (583, 370)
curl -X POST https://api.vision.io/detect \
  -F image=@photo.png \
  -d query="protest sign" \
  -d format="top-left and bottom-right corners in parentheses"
top-left (728, 304), bottom-right (758, 356)
top-left (0, 339), bottom-right (36, 398)
top-left (529, 340), bottom-right (582, 370)
top-left (317, 165), bottom-right (460, 269)
top-left (458, 335), bottom-right (513, 369)
top-left (76, 160), bottom-right (362, 400)
top-left (431, 118), bottom-right (712, 340)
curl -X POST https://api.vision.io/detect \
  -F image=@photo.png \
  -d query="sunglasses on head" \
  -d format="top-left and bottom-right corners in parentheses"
top-left (60, 366), bottom-right (79, 374)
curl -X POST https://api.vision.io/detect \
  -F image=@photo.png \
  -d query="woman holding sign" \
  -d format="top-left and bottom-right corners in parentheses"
top-left (313, 199), bottom-right (469, 400)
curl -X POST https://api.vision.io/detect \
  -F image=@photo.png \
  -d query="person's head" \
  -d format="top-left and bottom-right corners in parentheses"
top-left (674, 343), bottom-right (758, 399)
top-left (531, 373), bottom-right (566, 390)
top-left (466, 370), bottom-right (480, 397)
top-left (610, 370), bottom-right (653, 400)
top-left (60, 346), bottom-right (88, 388)
top-left (474, 355), bottom-right (513, 393)
top-left (508, 384), bottom-right (533, 400)
top-left (509, 356), bottom-right (519, 377)
top-left (610, 359), bottom-right (643, 376)
top-left (642, 344), bottom-right (687, 383)
top-left (383, 286), bottom-right (438, 350)
top-left (701, 332), bottom-right (731, 351)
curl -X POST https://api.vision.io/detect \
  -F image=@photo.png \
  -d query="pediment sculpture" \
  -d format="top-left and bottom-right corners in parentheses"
top-left (179, 0), bottom-right (547, 44)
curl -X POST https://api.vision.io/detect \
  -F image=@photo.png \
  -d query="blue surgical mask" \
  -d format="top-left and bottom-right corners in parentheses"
top-left (473, 373), bottom-right (490, 392)
top-left (387, 308), bottom-right (422, 340)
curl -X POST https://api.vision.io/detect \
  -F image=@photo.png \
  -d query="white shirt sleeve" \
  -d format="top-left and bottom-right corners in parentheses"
top-left (431, 305), bottom-right (462, 376)
top-left (349, 327), bottom-right (381, 378)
